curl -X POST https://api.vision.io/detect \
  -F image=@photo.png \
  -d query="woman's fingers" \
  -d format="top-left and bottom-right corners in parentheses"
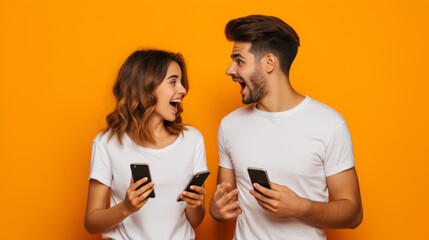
top-left (135, 181), bottom-right (154, 197)
top-left (131, 177), bottom-right (148, 191)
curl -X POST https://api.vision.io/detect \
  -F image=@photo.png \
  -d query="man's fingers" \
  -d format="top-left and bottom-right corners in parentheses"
top-left (250, 189), bottom-right (276, 208)
top-left (214, 182), bottom-right (231, 199)
top-left (228, 206), bottom-right (242, 218)
top-left (225, 188), bottom-right (239, 201)
top-left (226, 200), bottom-right (241, 212)
top-left (256, 199), bottom-right (275, 213)
top-left (270, 181), bottom-right (280, 189)
top-left (254, 183), bottom-right (275, 198)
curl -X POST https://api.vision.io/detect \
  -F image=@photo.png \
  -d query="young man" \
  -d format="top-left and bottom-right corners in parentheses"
top-left (209, 15), bottom-right (363, 239)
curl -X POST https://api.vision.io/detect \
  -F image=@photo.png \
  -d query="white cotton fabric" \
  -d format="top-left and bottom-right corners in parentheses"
top-left (89, 126), bottom-right (207, 240)
top-left (218, 96), bottom-right (355, 240)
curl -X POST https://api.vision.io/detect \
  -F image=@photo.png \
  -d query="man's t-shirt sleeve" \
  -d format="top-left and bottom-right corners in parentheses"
top-left (218, 121), bottom-right (234, 169)
top-left (89, 136), bottom-right (112, 187)
top-left (324, 121), bottom-right (356, 177)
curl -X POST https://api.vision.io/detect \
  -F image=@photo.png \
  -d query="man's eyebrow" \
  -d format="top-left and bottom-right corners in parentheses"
top-left (167, 74), bottom-right (179, 79)
top-left (231, 53), bottom-right (245, 59)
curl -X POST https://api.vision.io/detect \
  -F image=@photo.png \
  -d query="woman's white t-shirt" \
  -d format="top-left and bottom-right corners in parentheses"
top-left (89, 126), bottom-right (208, 240)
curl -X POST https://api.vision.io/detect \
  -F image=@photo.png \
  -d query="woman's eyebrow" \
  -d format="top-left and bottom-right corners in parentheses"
top-left (167, 74), bottom-right (179, 79)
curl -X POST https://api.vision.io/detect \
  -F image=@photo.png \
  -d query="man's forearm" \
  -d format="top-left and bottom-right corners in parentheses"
top-left (299, 198), bottom-right (363, 229)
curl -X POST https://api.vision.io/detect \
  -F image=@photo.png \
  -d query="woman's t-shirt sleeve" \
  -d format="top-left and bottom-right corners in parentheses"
top-left (89, 136), bottom-right (112, 187)
top-left (193, 132), bottom-right (208, 173)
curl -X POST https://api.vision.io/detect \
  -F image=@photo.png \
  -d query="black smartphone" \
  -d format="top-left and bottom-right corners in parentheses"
top-left (247, 167), bottom-right (271, 194)
top-left (130, 164), bottom-right (155, 198)
top-left (176, 170), bottom-right (210, 202)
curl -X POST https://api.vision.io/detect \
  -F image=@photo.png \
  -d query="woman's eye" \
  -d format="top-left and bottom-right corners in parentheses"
top-left (171, 80), bottom-right (176, 86)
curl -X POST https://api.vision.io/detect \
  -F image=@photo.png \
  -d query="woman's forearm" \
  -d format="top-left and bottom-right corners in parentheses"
top-left (185, 204), bottom-right (205, 229)
top-left (84, 201), bottom-right (130, 234)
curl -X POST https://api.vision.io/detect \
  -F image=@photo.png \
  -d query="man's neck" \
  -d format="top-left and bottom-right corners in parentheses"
top-left (256, 76), bottom-right (305, 112)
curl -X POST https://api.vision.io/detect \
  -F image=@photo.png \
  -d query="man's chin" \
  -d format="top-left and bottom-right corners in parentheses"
top-left (242, 97), bottom-right (255, 105)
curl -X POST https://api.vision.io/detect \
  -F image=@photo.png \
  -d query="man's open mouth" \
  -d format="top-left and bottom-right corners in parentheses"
top-left (233, 78), bottom-right (246, 95)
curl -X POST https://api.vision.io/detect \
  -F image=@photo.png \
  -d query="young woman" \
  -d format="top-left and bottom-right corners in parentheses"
top-left (84, 50), bottom-right (208, 239)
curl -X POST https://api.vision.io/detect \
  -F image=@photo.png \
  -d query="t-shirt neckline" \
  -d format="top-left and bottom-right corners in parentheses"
top-left (127, 132), bottom-right (183, 153)
top-left (253, 95), bottom-right (310, 118)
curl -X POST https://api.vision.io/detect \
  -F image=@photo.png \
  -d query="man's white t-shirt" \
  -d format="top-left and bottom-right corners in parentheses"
top-left (89, 126), bottom-right (208, 240)
top-left (218, 96), bottom-right (355, 240)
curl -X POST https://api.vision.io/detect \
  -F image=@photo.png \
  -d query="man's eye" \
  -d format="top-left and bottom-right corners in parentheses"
top-left (237, 59), bottom-right (243, 65)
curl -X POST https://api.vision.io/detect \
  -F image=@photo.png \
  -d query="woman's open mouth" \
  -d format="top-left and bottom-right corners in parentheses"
top-left (170, 99), bottom-right (181, 113)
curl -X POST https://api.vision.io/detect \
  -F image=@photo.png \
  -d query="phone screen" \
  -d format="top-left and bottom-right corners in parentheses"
top-left (247, 167), bottom-right (271, 194)
top-left (130, 164), bottom-right (155, 198)
top-left (177, 171), bottom-right (210, 202)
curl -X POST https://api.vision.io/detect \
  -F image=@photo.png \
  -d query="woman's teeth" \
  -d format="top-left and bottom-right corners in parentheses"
top-left (170, 99), bottom-right (181, 113)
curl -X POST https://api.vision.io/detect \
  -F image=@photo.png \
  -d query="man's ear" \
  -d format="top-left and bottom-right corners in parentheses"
top-left (263, 54), bottom-right (275, 73)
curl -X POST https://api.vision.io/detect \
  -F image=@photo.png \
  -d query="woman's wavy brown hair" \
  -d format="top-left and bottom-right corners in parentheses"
top-left (104, 49), bottom-right (189, 146)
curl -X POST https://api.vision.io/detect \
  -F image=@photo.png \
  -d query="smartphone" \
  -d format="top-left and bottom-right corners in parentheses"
top-left (130, 164), bottom-right (155, 198)
top-left (176, 170), bottom-right (210, 202)
top-left (247, 167), bottom-right (271, 194)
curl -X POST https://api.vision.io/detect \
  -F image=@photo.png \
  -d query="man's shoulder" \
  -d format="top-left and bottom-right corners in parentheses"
top-left (221, 105), bottom-right (254, 124)
top-left (306, 97), bottom-right (346, 124)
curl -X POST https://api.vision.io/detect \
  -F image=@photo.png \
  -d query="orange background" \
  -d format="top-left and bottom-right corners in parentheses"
top-left (1, 0), bottom-right (428, 239)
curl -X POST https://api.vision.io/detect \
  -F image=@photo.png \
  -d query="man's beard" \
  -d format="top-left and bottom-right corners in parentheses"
top-left (242, 68), bottom-right (267, 105)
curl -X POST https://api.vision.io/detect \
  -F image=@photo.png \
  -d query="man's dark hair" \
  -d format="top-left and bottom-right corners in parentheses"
top-left (225, 15), bottom-right (300, 76)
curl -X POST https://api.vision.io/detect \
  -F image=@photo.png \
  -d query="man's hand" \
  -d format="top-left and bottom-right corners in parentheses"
top-left (209, 182), bottom-right (242, 221)
top-left (249, 182), bottom-right (308, 218)
top-left (250, 168), bottom-right (363, 229)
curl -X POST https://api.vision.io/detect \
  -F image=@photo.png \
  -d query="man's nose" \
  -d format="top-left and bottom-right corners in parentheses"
top-left (226, 63), bottom-right (236, 76)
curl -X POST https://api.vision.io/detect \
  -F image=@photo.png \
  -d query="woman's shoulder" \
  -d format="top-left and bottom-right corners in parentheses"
top-left (182, 125), bottom-right (204, 141)
top-left (93, 130), bottom-right (124, 148)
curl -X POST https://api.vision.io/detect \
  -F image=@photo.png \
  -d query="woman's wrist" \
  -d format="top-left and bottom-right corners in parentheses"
top-left (119, 201), bottom-right (132, 217)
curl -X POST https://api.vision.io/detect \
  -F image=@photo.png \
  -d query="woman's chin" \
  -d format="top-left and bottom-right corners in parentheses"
top-left (164, 115), bottom-right (176, 122)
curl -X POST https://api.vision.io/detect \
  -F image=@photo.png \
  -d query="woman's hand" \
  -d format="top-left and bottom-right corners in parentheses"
top-left (123, 177), bottom-right (154, 215)
top-left (85, 178), bottom-right (155, 234)
top-left (178, 185), bottom-right (205, 208)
